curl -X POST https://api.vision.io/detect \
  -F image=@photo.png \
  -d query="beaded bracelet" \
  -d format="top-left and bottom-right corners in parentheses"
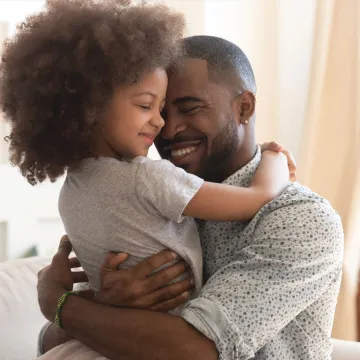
top-left (54, 291), bottom-right (79, 328)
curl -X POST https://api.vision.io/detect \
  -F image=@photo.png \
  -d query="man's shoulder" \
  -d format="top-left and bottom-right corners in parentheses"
top-left (250, 183), bottom-right (344, 258)
top-left (265, 182), bottom-right (336, 213)
top-left (255, 182), bottom-right (343, 233)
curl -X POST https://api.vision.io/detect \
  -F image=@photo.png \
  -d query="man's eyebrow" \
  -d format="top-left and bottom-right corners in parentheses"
top-left (172, 96), bottom-right (204, 105)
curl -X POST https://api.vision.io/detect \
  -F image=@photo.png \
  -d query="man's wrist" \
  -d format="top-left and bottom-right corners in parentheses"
top-left (54, 291), bottom-right (79, 328)
top-left (60, 292), bottom-right (88, 331)
top-left (38, 286), bottom-right (68, 322)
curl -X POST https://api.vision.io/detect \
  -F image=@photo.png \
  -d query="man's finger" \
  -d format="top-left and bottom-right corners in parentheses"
top-left (132, 250), bottom-right (177, 279)
top-left (57, 235), bottom-right (72, 256)
top-left (78, 289), bottom-right (95, 300)
top-left (149, 292), bottom-right (189, 312)
top-left (69, 257), bottom-right (81, 268)
top-left (72, 270), bottom-right (89, 283)
top-left (100, 252), bottom-right (129, 278)
top-left (143, 261), bottom-right (187, 293)
top-left (136, 275), bottom-right (193, 307)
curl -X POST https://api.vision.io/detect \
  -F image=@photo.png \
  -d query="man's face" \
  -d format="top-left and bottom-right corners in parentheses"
top-left (157, 59), bottom-right (239, 182)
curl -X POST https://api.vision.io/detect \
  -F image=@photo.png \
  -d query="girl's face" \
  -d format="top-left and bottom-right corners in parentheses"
top-left (95, 68), bottom-right (168, 159)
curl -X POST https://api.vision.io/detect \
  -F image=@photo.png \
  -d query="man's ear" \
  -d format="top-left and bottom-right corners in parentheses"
top-left (232, 91), bottom-right (256, 125)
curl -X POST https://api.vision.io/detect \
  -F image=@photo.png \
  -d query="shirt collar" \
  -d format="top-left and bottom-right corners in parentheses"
top-left (222, 145), bottom-right (261, 188)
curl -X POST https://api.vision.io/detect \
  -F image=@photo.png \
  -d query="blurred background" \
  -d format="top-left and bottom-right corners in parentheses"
top-left (0, 0), bottom-right (359, 342)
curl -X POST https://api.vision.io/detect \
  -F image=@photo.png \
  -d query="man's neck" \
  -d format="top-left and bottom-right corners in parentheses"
top-left (200, 141), bottom-right (257, 184)
top-left (216, 119), bottom-right (258, 182)
top-left (223, 142), bottom-right (257, 181)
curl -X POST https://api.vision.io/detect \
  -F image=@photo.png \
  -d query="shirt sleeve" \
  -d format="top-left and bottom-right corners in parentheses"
top-left (134, 158), bottom-right (204, 223)
top-left (181, 199), bottom-right (344, 360)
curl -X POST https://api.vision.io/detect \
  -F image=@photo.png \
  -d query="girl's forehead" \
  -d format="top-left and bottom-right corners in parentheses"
top-left (115, 68), bottom-right (168, 96)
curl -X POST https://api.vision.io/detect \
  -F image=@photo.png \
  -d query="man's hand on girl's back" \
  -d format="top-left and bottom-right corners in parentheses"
top-left (96, 250), bottom-right (194, 312)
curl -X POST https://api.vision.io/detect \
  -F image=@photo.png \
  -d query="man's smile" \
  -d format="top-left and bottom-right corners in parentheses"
top-left (170, 145), bottom-right (198, 157)
top-left (164, 140), bottom-right (206, 167)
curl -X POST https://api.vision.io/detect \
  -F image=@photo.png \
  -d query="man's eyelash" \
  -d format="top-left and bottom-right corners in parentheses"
top-left (181, 106), bottom-right (201, 113)
top-left (139, 105), bottom-right (151, 110)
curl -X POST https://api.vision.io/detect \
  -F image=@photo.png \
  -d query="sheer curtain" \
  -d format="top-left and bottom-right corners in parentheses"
top-left (298, 0), bottom-right (360, 341)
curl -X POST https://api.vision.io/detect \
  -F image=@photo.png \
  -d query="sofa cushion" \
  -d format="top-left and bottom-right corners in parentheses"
top-left (0, 256), bottom-right (51, 360)
top-left (331, 338), bottom-right (360, 360)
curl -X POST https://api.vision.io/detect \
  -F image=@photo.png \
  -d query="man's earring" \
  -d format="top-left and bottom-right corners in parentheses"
top-left (244, 120), bottom-right (249, 124)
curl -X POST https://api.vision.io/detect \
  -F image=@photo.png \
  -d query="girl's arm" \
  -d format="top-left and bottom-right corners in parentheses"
top-left (183, 151), bottom-right (289, 221)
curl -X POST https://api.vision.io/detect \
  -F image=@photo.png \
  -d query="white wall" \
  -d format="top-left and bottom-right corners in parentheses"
top-left (0, 1), bottom-right (63, 260)
top-left (0, 1), bottom-right (45, 34)
top-left (0, 22), bottom-right (9, 165)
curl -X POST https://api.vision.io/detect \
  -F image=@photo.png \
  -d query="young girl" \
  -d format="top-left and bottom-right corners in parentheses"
top-left (0, 1), bottom-right (290, 357)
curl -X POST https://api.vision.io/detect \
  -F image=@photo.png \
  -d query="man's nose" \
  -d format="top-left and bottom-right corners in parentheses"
top-left (161, 115), bottom-right (187, 139)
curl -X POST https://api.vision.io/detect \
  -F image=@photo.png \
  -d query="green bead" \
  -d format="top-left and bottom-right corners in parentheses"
top-left (53, 291), bottom-right (79, 329)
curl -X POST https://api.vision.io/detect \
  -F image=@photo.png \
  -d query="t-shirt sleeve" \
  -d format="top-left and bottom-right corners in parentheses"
top-left (134, 158), bottom-right (204, 223)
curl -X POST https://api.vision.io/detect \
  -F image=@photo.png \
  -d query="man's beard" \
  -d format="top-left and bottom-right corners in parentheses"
top-left (197, 116), bottom-right (239, 183)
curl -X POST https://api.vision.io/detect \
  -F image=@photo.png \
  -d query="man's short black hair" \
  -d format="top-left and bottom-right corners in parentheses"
top-left (183, 35), bottom-right (257, 94)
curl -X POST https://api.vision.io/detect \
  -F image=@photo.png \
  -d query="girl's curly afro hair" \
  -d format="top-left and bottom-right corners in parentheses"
top-left (0, 0), bottom-right (185, 185)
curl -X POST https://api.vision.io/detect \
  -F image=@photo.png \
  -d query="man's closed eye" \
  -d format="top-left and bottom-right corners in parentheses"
top-left (180, 106), bottom-right (202, 115)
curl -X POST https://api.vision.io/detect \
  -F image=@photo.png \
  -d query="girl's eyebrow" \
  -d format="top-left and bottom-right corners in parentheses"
top-left (133, 91), bottom-right (157, 98)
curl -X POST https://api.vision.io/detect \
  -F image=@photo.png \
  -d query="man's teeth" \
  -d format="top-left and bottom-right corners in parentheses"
top-left (171, 146), bottom-right (197, 157)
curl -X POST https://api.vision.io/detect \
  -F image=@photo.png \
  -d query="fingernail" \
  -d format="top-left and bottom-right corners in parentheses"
top-left (61, 235), bottom-right (69, 242)
top-left (182, 291), bottom-right (189, 298)
top-left (170, 251), bottom-right (178, 259)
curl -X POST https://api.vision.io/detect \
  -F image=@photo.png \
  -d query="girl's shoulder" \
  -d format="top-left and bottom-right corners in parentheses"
top-left (131, 156), bottom-right (176, 170)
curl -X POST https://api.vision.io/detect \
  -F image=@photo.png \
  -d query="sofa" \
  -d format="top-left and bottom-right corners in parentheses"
top-left (1, 257), bottom-right (360, 360)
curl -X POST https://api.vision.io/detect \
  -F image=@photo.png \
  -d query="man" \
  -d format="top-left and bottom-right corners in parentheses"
top-left (37, 36), bottom-right (343, 359)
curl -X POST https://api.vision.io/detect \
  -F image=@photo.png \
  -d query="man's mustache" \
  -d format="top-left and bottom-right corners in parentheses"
top-left (156, 134), bottom-right (205, 149)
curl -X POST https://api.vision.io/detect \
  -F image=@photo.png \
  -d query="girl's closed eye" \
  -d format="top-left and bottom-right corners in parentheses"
top-left (139, 104), bottom-right (151, 110)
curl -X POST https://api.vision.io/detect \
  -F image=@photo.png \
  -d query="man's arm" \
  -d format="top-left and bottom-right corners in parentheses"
top-left (60, 296), bottom-right (217, 360)
top-left (37, 239), bottom-right (217, 360)
top-left (181, 197), bottom-right (344, 359)
top-left (41, 323), bottom-right (74, 353)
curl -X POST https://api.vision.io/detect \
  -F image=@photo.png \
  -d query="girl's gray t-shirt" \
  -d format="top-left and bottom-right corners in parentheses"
top-left (59, 156), bottom-right (204, 313)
